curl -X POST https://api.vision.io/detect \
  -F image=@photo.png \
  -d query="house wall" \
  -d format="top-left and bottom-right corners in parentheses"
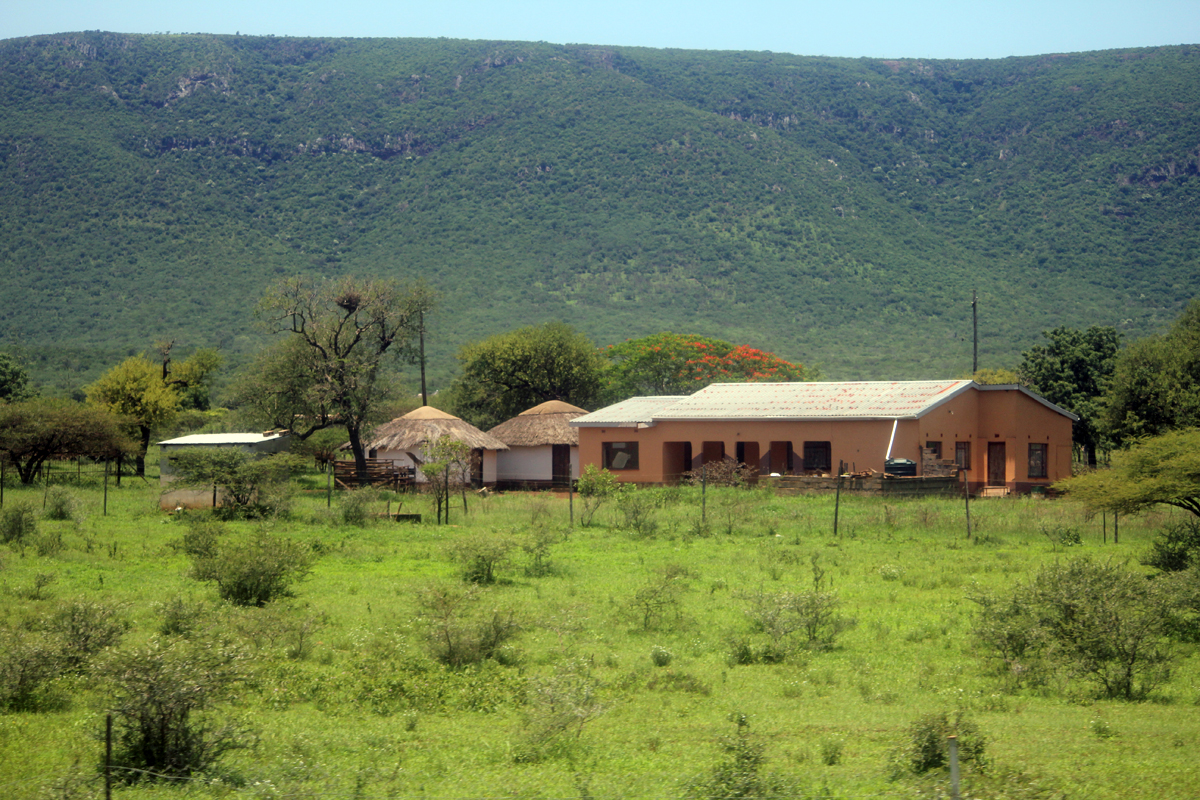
top-left (494, 445), bottom-right (580, 483)
top-left (577, 387), bottom-right (1074, 493)
top-left (497, 445), bottom-right (553, 482)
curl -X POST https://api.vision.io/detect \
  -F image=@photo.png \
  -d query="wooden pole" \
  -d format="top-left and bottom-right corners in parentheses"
top-left (833, 460), bottom-right (843, 538)
top-left (962, 467), bottom-right (971, 540)
top-left (569, 479), bottom-right (574, 529)
top-left (1114, 512), bottom-right (1119, 544)
top-left (948, 735), bottom-right (961, 800)
top-left (326, 466), bottom-right (332, 508)
top-left (105, 713), bottom-right (113, 800)
top-left (103, 460), bottom-right (109, 517)
top-left (701, 462), bottom-right (707, 522)
top-left (419, 308), bottom-right (428, 407)
top-left (972, 290), bottom-right (978, 374)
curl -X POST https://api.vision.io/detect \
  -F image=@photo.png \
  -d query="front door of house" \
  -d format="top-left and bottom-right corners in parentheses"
top-left (552, 444), bottom-right (570, 486)
top-left (987, 442), bottom-right (1006, 486)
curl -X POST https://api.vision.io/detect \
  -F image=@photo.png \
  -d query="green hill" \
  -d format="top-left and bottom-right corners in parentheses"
top-left (1, 33), bottom-right (1197, 394)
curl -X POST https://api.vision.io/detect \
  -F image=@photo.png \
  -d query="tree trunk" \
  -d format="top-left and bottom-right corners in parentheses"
top-left (136, 424), bottom-right (151, 477)
top-left (346, 425), bottom-right (368, 484)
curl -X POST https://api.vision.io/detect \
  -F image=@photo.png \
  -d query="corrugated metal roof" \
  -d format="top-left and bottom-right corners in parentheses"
top-left (654, 380), bottom-right (974, 420)
top-left (158, 433), bottom-right (289, 446)
top-left (570, 396), bottom-right (688, 427)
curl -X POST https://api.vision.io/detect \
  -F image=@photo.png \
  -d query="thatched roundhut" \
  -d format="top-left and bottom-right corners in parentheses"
top-left (364, 406), bottom-right (508, 485)
top-left (488, 400), bottom-right (587, 488)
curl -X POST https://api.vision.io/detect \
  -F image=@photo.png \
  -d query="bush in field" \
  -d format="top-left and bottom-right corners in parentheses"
top-left (43, 486), bottom-right (84, 524)
top-left (1142, 518), bottom-right (1200, 573)
top-left (616, 488), bottom-right (659, 537)
top-left (173, 516), bottom-right (227, 560)
top-left (972, 558), bottom-right (1178, 699)
top-left (627, 565), bottom-right (691, 631)
top-left (44, 599), bottom-right (129, 673)
top-left (742, 588), bottom-right (854, 657)
top-left (339, 487), bottom-right (378, 526)
top-left (0, 629), bottom-right (63, 711)
top-left (576, 464), bottom-right (618, 527)
top-left (450, 531), bottom-right (517, 584)
top-left (190, 532), bottom-right (316, 607)
top-left (104, 637), bottom-right (248, 782)
top-left (0, 500), bottom-right (38, 545)
top-left (683, 718), bottom-right (799, 800)
top-left (891, 711), bottom-right (987, 776)
top-left (511, 660), bottom-right (605, 764)
top-left (418, 583), bottom-right (521, 668)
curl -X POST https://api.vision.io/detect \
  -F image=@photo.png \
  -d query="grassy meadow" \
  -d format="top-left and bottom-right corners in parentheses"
top-left (1, 465), bottom-right (1198, 800)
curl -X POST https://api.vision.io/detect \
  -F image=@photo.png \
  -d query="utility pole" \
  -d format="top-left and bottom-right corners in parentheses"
top-left (972, 290), bottom-right (978, 374)
top-left (418, 308), bottom-right (428, 406)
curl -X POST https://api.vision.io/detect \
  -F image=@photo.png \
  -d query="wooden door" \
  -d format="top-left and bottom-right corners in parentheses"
top-left (552, 444), bottom-right (571, 486)
top-left (987, 442), bottom-right (1006, 486)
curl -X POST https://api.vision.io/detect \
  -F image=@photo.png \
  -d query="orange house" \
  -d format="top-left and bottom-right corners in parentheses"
top-left (571, 381), bottom-right (1078, 494)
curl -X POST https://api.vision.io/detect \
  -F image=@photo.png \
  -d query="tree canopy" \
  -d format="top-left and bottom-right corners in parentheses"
top-left (86, 350), bottom-right (220, 476)
top-left (450, 322), bottom-right (606, 430)
top-left (0, 353), bottom-right (33, 403)
top-left (1055, 428), bottom-right (1200, 518)
top-left (1103, 300), bottom-right (1200, 445)
top-left (0, 398), bottom-right (131, 484)
top-left (1018, 326), bottom-right (1119, 465)
top-left (604, 332), bottom-right (814, 398)
top-left (254, 276), bottom-right (434, 476)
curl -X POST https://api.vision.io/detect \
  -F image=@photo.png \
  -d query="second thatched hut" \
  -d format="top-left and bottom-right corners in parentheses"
top-left (487, 400), bottom-right (587, 488)
top-left (363, 406), bottom-right (508, 486)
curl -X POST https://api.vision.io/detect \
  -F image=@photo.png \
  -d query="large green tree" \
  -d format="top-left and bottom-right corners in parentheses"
top-left (0, 399), bottom-right (131, 485)
top-left (1018, 326), bottom-right (1120, 466)
top-left (1055, 428), bottom-right (1200, 518)
top-left (451, 322), bottom-right (606, 430)
top-left (1103, 300), bottom-right (1200, 445)
top-left (86, 350), bottom-right (220, 476)
top-left (604, 332), bottom-right (814, 399)
top-left (254, 276), bottom-right (433, 478)
top-left (0, 353), bottom-right (33, 403)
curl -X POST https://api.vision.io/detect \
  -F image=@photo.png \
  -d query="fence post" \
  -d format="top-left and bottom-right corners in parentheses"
top-left (103, 460), bottom-right (109, 517)
top-left (1114, 512), bottom-right (1119, 544)
top-left (833, 460), bottom-right (843, 537)
top-left (105, 713), bottom-right (113, 800)
top-left (948, 734), bottom-right (960, 800)
top-left (962, 467), bottom-right (972, 540)
top-left (701, 463), bottom-right (707, 522)
top-left (569, 480), bottom-right (574, 529)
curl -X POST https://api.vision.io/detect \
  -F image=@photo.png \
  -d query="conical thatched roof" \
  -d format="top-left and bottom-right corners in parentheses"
top-left (487, 400), bottom-right (588, 447)
top-left (365, 406), bottom-right (509, 452)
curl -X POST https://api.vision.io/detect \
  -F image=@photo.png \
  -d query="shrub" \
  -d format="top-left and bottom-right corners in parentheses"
top-left (972, 558), bottom-right (1178, 699)
top-left (576, 464), bottom-right (618, 527)
top-left (627, 565), bottom-right (690, 631)
top-left (104, 637), bottom-right (249, 782)
top-left (680, 457), bottom-right (755, 488)
top-left (43, 486), bottom-right (84, 523)
top-left (0, 500), bottom-right (37, 545)
top-left (743, 588), bottom-right (854, 654)
top-left (190, 532), bottom-right (316, 607)
top-left (651, 646), bottom-right (674, 667)
top-left (339, 487), bottom-right (378, 526)
top-left (511, 661), bottom-right (605, 763)
top-left (0, 629), bottom-right (63, 711)
top-left (418, 583), bottom-right (521, 668)
top-left (892, 711), bottom-right (987, 775)
top-left (44, 599), bottom-right (129, 673)
top-left (683, 718), bottom-right (799, 800)
top-left (617, 489), bottom-right (659, 537)
top-left (1143, 519), bottom-right (1200, 573)
top-left (450, 531), bottom-right (517, 584)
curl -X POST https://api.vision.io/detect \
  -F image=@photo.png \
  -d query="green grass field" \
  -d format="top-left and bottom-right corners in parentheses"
top-left (1, 468), bottom-right (1197, 800)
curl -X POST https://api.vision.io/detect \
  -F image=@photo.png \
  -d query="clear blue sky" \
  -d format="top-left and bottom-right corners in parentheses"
top-left (3, 0), bottom-right (1198, 60)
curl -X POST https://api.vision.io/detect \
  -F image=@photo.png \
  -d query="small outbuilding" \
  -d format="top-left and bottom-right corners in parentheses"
top-left (488, 400), bottom-right (587, 488)
top-left (363, 406), bottom-right (508, 486)
top-left (158, 431), bottom-right (291, 509)
top-left (571, 380), bottom-right (1078, 494)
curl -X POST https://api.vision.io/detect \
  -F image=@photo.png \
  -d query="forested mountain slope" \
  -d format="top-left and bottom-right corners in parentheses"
top-left (1, 33), bottom-right (1197, 392)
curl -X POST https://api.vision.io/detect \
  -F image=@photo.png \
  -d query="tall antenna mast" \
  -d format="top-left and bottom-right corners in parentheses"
top-left (418, 308), bottom-right (428, 406)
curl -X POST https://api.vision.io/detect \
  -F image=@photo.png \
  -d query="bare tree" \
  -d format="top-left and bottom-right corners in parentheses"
top-left (254, 277), bottom-right (435, 480)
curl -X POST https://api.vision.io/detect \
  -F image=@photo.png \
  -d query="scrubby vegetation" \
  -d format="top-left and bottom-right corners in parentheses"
top-left (1, 464), bottom-right (1199, 798)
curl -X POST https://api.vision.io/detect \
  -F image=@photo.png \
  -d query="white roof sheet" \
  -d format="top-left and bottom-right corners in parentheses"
top-left (569, 396), bottom-right (689, 427)
top-left (158, 433), bottom-right (289, 446)
top-left (654, 380), bottom-right (975, 420)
